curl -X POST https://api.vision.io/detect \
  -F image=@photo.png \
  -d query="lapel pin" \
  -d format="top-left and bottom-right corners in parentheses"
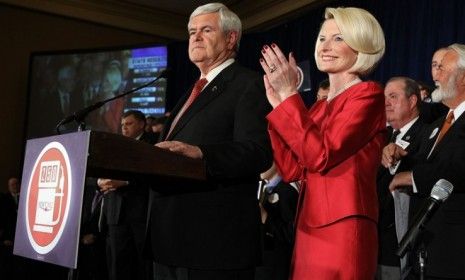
top-left (211, 86), bottom-right (217, 92)
top-left (429, 127), bottom-right (439, 139)
top-left (405, 135), bottom-right (410, 141)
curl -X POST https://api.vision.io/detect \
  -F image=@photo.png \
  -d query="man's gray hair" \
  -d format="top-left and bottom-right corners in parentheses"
top-left (449, 43), bottom-right (465, 70)
top-left (188, 3), bottom-right (242, 51)
top-left (386, 76), bottom-right (421, 110)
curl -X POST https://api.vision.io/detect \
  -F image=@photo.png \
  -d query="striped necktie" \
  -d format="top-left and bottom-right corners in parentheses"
top-left (165, 78), bottom-right (208, 139)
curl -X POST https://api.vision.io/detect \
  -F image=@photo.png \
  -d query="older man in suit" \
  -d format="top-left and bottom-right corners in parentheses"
top-left (377, 77), bottom-right (426, 280)
top-left (388, 43), bottom-right (465, 279)
top-left (419, 48), bottom-right (449, 124)
top-left (148, 3), bottom-right (272, 280)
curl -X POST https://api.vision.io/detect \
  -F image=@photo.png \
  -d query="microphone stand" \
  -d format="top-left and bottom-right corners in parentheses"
top-left (56, 69), bottom-right (168, 134)
top-left (418, 248), bottom-right (427, 280)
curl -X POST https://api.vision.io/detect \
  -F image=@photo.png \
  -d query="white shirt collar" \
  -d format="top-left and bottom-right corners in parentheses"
top-left (397, 116), bottom-right (419, 140)
top-left (451, 100), bottom-right (465, 122)
top-left (202, 58), bottom-right (235, 88)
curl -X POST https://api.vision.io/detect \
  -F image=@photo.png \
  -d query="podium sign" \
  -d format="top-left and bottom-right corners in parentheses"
top-left (14, 130), bottom-right (206, 269)
top-left (14, 131), bottom-right (90, 268)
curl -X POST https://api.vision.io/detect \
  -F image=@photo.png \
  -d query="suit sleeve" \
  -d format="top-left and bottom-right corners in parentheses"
top-left (267, 83), bottom-right (385, 173)
top-left (199, 75), bottom-right (273, 179)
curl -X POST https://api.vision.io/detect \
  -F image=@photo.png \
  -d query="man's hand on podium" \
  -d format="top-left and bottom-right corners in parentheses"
top-left (156, 141), bottom-right (203, 159)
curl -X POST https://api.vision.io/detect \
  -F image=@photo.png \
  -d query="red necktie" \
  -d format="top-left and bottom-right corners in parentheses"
top-left (166, 78), bottom-right (208, 139)
top-left (436, 111), bottom-right (454, 144)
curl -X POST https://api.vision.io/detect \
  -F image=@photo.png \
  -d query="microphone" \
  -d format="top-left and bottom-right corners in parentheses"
top-left (55, 69), bottom-right (169, 134)
top-left (396, 179), bottom-right (454, 257)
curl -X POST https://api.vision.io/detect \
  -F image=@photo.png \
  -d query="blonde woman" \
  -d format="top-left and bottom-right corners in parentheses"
top-left (260, 7), bottom-right (386, 279)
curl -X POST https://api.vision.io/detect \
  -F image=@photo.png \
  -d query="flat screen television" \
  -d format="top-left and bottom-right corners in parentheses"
top-left (25, 45), bottom-right (168, 139)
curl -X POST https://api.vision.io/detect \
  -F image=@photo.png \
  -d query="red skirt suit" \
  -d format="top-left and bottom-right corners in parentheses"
top-left (267, 81), bottom-right (386, 280)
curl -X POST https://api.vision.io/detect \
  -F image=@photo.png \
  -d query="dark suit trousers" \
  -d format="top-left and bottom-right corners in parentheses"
top-left (153, 263), bottom-right (255, 280)
top-left (107, 222), bottom-right (151, 280)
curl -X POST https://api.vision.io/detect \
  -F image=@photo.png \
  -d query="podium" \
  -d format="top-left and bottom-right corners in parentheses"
top-left (13, 131), bottom-right (206, 268)
top-left (86, 130), bottom-right (206, 180)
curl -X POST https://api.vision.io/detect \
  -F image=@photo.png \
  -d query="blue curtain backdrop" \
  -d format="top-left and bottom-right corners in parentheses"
top-left (165, 0), bottom-right (465, 110)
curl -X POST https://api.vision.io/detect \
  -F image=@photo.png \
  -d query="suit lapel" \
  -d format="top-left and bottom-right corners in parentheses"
top-left (419, 117), bottom-right (443, 159)
top-left (165, 63), bottom-right (237, 140)
top-left (160, 88), bottom-right (191, 140)
top-left (401, 119), bottom-right (422, 152)
top-left (428, 112), bottom-right (465, 159)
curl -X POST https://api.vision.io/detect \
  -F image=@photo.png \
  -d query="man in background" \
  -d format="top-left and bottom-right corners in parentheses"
top-left (0, 177), bottom-right (21, 279)
top-left (316, 78), bottom-right (329, 101)
top-left (0, 177), bottom-right (20, 246)
top-left (256, 164), bottom-right (298, 280)
top-left (420, 48), bottom-right (448, 124)
top-left (417, 81), bottom-right (432, 102)
top-left (150, 116), bottom-right (167, 142)
top-left (98, 110), bottom-right (155, 280)
top-left (388, 44), bottom-right (465, 279)
top-left (377, 77), bottom-right (426, 280)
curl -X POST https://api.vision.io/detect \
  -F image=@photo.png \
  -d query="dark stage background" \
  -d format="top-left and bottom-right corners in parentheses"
top-left (164, 0), bottom-right (465, 110)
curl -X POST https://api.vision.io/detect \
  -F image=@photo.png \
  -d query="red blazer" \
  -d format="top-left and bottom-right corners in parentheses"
top-left (267, 81), bottom-right (386, 229)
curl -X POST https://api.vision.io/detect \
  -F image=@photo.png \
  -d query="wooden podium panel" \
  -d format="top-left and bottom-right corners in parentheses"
top-left (86, 131), bottom-right (206, 181)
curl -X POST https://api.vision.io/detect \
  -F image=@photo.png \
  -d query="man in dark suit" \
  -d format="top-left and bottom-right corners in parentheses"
top-left (388, 44), bottom-right (465, 279)
top-left (0, 177), bottom-right (21, 279)
top-left (148, 3), bottom-right (272, 280)
top-left (256, 164), bottom-right (298, 280)
top-left (98, 110), bottom-right (155, 280)
top-left (0, 177), bottom-right (20, 244)
top-left (77, 178), bottom-right (107, 280)
top-left (377, 77), bottom-right (426, 280)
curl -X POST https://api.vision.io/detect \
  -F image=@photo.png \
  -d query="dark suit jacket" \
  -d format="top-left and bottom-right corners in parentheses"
top-left (262, 181), bottom-right (298, 248)
top-left (104, 132), bottom-right (155, 225)
top-left (257, 181), bottom-right (298, 280)
top-left (0, 193), bottom-right (18, 242)
top-left (81, 179), bottom-right (102, 235)
top-left (409, 111), bottom-right (465, 278)
top-left (377, 119), bottom-right (427, 266)
top-left (147, 62), bottom-right (272, 269)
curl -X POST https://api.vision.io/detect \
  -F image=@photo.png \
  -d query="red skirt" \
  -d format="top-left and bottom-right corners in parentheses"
top-left (290, 216), bottom-right (377, 280)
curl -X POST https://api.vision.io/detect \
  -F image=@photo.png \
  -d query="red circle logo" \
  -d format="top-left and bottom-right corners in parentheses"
top-left (25, 142), bottom-right (72, 254)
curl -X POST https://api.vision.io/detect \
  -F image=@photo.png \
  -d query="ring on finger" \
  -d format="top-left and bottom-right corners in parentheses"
top-left (269, 64), bottom-right (277, 73)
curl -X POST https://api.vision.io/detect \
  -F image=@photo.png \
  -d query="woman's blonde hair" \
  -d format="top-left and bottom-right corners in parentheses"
top-left (314, 7), bottom-right (385, 76)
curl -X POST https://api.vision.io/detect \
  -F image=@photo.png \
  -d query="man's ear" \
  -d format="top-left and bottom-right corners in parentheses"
top-left (409, 94), bottom-right (418, 111)
top-left (226, 31), bottom-right (238, 51)
top-left (459, 70), bottom-right (465, 86)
